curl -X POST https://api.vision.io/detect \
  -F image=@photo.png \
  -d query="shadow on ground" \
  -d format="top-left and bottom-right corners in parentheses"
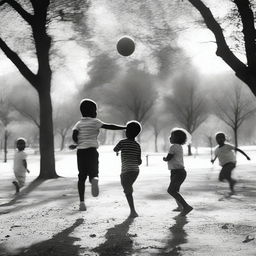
top-left (93, 217), bottom-right (134, 256)
top-left (1, 218), bottom-right (84, 256)
top-left (155, 214), bottom-right (188, 256)
top-left (0, 178), bottom-right (44, 208)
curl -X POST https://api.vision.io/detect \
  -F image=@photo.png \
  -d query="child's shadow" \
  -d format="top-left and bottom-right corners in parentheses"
top-left (5, 218), bottom-right (84, 256)
top-left (0, 178), bottom-right (44, 208)
top-left (93, 217), bottom-right (135, 256)
top-left (159, 214), bottom-right (188, 255)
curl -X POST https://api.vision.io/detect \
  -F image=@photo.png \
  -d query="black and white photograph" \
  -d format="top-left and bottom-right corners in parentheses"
top-left (0, 1), bottom-right (256, 255)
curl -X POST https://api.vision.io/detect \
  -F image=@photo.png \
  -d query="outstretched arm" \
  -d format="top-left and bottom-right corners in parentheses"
top-left (163, 153), bottom-right (173, 162)
top-left (102, 123), bottom-right (126, 130)
top-left (235, 148), bottom-right (250, 160)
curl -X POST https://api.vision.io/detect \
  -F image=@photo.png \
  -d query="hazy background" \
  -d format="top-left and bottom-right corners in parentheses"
top-left (1, 0), bottom-right (256, 155)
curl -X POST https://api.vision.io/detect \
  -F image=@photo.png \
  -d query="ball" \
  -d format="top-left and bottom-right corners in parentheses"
top-left (116, 36), bottom-right (135, 56)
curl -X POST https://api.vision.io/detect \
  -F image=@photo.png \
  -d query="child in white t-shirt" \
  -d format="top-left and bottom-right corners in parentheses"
top-left (211, 132), bottom-right (250, 194)
top-left (72, 99), bottom-right (126, 211)
top-left (163, 129), bottom-right (193, 216)
top-left (13, 138), bottom-right (30, 193)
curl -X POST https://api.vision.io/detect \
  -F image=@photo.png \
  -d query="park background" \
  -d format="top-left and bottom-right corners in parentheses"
top-left (1, 0), bottom-right (256, 255)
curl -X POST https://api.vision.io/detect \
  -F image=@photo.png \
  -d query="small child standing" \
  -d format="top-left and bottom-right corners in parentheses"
top-left (114, 121), bottom-right (142, 218)
top-left (163, 129), bottom-right (193, 216)
top-left (12, 138), bottom-right (30, 193)
top-left (72, 99), bottom-right (126, 211)
top-left (211, 132), bottom-right (250, 194)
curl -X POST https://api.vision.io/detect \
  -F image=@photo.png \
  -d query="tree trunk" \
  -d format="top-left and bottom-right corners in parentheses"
top-left (60, 133), bottom-right (66, 151)
top-left (4, 129), bottom-right (8, 163)
top-left (38, 89), bottom-right (58, 178)
top-left (188, 144), bottom-right (192, 156)
top-left (154, 133), bottom-right (158, 152)
top-left (234, 127), bottom-right (238, 149)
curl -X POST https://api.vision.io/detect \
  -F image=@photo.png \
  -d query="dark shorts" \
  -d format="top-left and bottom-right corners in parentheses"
top-left (77, 148), bottom-right (99, 182)
top-left (120, 171), bottom-right (139, 195)
top-left (219, 162), bottom-right (236, 181)
top-left (168, 169), bottom-right (187, 192)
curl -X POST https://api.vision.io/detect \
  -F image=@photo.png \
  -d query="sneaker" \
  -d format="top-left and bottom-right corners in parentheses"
top-left (181, 205), bottom-right (193, 216)
top-left (91, 178), bottom-right (99, 197)
top-left (12, 181), bottom-right (20, 193)
top-left (79, 202), bottom-right (87, 211)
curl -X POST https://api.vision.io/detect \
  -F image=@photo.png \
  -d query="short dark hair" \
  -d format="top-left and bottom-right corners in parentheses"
top-left (171, 130), bottom-right (187, 145)
top-left (126, 121), bottom-right (142, 138)
top-left (16, 138), bottom-right (26, 146)
top-left (215, 132), bottom-right (226, 139)
top-left (80, 99), bottom-right (97, 117)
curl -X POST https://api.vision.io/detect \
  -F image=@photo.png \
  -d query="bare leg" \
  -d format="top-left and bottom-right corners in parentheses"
top-left (125, 194), bottom-right (138, 218)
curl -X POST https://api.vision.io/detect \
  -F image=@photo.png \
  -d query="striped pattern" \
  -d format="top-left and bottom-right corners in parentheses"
top-left (73, 117), bottom-right (103, 149)
top-left (114, 139), bottom-right (141, 173)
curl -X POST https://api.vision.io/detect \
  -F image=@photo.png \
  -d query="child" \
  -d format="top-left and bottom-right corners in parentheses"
top-left (113, 121), bottom-right (142, 218)
top-left (211, 132), bottom-right (250, 194)
top-left (163, 129), bottom-right (193, 216)
top-left (12, 138), bottom-right (30, 193)
top-left (72, 99), bottom-right (126, 211)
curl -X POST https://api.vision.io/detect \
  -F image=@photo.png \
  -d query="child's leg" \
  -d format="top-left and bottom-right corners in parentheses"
top-left (219, 163), bottom-right (236, 192)
top-left (121, 171), bottom-right (139, 217)
top-left (167, 170), bottom-right (192, 211)
top-left (88, 149), bottom-right (99, 197)
top-left (77, 149), bottom-right (88, 203)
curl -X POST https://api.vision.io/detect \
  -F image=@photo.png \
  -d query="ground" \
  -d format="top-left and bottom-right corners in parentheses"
top-left (0, 146), bottom-right (256, 256)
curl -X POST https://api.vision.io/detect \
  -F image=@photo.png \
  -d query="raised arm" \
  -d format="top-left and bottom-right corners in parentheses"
top-left (235, 147), bottom-right (250, 160)
top-left (102, 123), bottom-right (126, 130)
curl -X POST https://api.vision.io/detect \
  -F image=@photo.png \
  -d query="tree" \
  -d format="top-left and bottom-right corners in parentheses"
top-left (214, 82), bottom-right (256, 148)
top-left (0, 0), bottom-right (58, 178)
top-left (105, 68), bottom-right (158, 126)
top-left (164, 70), bottom-right (208, 155)
top-left (0, 94), bottom-right (13, 162)
top-left (185, 0), bottom-right (256, 96)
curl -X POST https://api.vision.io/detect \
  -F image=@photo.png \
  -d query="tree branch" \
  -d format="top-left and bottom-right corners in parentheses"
top-left (0, 37), bottom-right (37, 88)
top-left (0, 0), bottom-right (33, 24)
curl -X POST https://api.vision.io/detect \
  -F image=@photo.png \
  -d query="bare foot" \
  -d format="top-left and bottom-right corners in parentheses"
top-left (181, 206), bottom-right (193, 216)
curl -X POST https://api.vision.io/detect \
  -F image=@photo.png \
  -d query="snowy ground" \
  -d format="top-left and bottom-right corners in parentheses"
top-left (0, 146), bottom-right (256, 256)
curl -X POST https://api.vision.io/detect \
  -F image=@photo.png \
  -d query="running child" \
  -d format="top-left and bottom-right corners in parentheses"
top-left (114, 121), bottom-right (142, 218)
top-left (12, 138), bottom-right (30, 193)
top-left (163, 129), bottom-right (193, 216)
top-left (211, 132), bottom-right (250, 194)
top-left (72, 99), bottom-right (126, 211)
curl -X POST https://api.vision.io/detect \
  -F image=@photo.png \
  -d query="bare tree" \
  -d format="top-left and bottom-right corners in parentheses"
top-left (105, 69), bottom-right (158, 128)
top-left (215, 82), bottom-right (256, 148)
top-left (164, 71), bottom-right (208, 155)
top-left (0, 95), bottom-right (13, 162)
top-left (185, 0), bottom-right (256, 96)
top-left (53, 102), bottom-right (79, 151)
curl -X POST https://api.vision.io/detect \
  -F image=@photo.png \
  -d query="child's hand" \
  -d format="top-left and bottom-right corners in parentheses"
top-left (27, 169), bottom-right (30, 173)
top-left (116, 152), bottom-right (119, 156)
top-left (247, 156), bottom-right (251, 161)
top-left (69, 144), bottom-right (77, 150)
top-left (211, 159), bottom-right (214, 164)
top-left (163, 157), bottom-right (167, 162)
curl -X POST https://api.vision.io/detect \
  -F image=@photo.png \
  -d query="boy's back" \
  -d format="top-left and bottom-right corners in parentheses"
top-left (114, 138), bottom-right (141, 173)
top-left (73, 117), bottom-right (103, 149)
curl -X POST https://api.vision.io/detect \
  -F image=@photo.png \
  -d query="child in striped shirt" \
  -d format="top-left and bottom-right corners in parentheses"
top-left (72, 99), bottom-right (126, 211)
top-left (114, 121), bottom-right (142, 218)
